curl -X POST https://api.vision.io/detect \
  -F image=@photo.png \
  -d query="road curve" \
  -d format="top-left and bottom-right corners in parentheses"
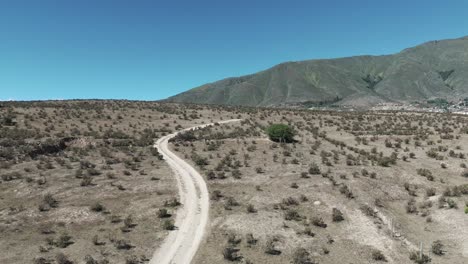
top-left (150, 119), bottom-right (242, 264)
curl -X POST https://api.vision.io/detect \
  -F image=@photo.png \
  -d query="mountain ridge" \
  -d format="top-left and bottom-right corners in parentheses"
top-left (168, 36), bottom-right (468, 107)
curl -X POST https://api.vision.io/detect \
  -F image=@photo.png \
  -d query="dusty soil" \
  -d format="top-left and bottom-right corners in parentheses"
top-left (1, 101), bottom-right (467, 264)
top-left (171, 111), bottom-right (468, 264)
top-left (0, 101), bottom-right (232, 263)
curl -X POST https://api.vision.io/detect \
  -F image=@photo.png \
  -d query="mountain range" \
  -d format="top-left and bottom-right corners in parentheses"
top-left (168, 36), bottom-right (468, 108)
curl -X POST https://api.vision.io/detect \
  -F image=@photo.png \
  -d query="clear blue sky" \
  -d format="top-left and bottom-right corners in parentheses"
top-left (1, 0), bottom-right (467, 101)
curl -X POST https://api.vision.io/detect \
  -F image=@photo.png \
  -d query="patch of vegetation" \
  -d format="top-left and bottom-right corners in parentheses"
top-left (266, 124), bottom-right (295, 143)
top-left (371, 249), bottom-right (387, 262)
top-left (409, 251), bottom-right (431, 264)
top-left (292, 247), bottom-right (315, 264)
top-left (438, 69), bottom-right (454, 81)
top-left (300, 96), bottom-right (341, 108)
top-left (362, 74), bottom-right (383, 90)
top-left (427, 98), bottom-right (449, 108)
top-left (431, 240), bottom-right (444, 255)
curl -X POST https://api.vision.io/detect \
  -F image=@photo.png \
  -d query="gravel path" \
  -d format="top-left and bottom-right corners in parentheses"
top-left (150, 119), bottom-right (241, 264)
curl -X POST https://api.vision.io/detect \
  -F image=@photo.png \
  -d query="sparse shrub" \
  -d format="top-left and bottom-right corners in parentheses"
top-left (87, 168), bottom-right (101, 176)
top-left (56, 232), bottom-right (73, 248)
top-left (106, 172), bottom-right (116, 179)
top-left (114, 239), bottom-right (132, 250)
top-left (361, 169), bottom-right (369, 176)
top-left (417, 168), bottom-right (434, 181)
top-left (124, 215), bottom-right (135, 229)
top-left (223, 246), bottom-right (242, 261)
top-left (426, 148), bottom-right (438, 159)
top-left (164, 198), bottom-right (181, 207)
top-left (246, 233), bottom-right (257, 246)
top-left (80, 175), bottom-right (93, 186)
top-left (225, 197), bottom-right (239, 207)
top-left (162, 219), bottom-right (175, 230)
top-left (404, 182), bottom-right (411, 191)
top-left (158, 208), bottom-right (171, 218)
top-left (43, 193), bottom-right (58, 209)
top-left (265, 236), bottom-right (281, 255)
top-left (284, 209), bottom-right (301, 221)
top-left (406, 198), bottom-right (417, 214)
top-left (461, 169), bottom-right (468, 178)
top-left (409, 251), bottom-right (431, 264)
top-left (332, 208), bottom-right (344, 222)
top-left (247, 204), bottom-right (257, 213)
top-left (372, 249), bottom-right (387, 261)
top-left (55, 253), bottom-right (73, 264)
top-left (125, 255), bottom-right (140, 264)
top-left (292, 247), bottom-right (315, 264)
top-left (377, 157), bottom-right (393, 167)
top-left (339, 185), bottom-right (354, 199)
top-left (191, 152), bottom-right (208, 167)
top-left (40, 224), bottom-right (54, 235)
top-left (34, 257), bottom-right (50, 264)
top-left (110, 215), bottom-right (122, 223)
top-left (92, 234), bottom-right (104, 246)
top-left (322, 246), bottom-right (330, 255)
top-left (438, 196), bottom-right (447, 208)
top-left (282, 196), bottom-right (299, 206)
top-left (431, 240), bottom-right (444, 255)
top-left (308, 163), bottom-right (321, 175)
top-left (207, 170), bottom-right (216, 180)
top-left (419, 200), bottom-right (433, 209)
top-left (232, 169), bottom-right (242, 179)
top-left (311, 216), bottom-right (327, 228)
top-left (374, 198), bottom-right (384, 208)
top-left (360, 204), bottom-right (376, 217)
top-left (90, 202), bottom-right (105, 212)
top-left (447, 198), bottom-right (458, 209)
top-left (303, 227), bottom-right (315, 237)
top-left (84, 255), bottom-right (98, 264)
top-left (227, 232), bottom-right (242, 245)
top-left (38, 203), bottom-right (49, 212)
top-left (211, 190), bottom-right (223, 201)
top-left (425, 188), bottom-right (436, 197)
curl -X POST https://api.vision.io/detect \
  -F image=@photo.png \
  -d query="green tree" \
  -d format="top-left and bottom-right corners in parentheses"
top-left (266, 124), bottom-right (295, 143)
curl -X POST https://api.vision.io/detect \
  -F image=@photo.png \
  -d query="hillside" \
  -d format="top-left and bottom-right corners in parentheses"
top-left (168, 36), bottom-right (468, 107)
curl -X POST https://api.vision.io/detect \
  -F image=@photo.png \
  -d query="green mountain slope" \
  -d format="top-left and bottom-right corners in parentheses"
top-left (168, 36), bottom-right (468, 107)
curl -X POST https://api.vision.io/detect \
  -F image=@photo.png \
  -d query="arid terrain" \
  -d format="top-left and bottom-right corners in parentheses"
top-left (1, 100), bottom-right (467, 264)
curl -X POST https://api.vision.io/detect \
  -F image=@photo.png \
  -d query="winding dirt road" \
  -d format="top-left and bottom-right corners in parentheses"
top-left (150, 119), bottom-right (241, 264)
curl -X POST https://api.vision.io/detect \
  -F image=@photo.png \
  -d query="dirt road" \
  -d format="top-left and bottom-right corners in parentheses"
top-left (150, 119), bottom-right (242, 264)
